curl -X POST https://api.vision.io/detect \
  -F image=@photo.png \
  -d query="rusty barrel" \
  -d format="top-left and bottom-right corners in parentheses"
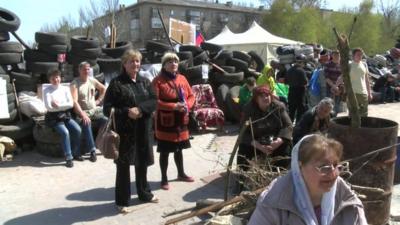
top-left (328, 116), bottom-right (398, 225)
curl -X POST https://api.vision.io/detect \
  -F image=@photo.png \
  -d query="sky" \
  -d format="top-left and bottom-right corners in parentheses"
top-left (3, 0), bottom-right (364, 44)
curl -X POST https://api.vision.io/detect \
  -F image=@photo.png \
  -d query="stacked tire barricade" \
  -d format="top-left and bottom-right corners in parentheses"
top-left (0, 5), bottom-right (268, 157)
top-left (0, 7), bottom-right (34, 155)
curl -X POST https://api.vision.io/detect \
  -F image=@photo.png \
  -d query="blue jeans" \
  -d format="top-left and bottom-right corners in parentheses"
top-left (81, 123), bottom-right (96, 153)
top-left (53, 119), bottom-right (82, 160)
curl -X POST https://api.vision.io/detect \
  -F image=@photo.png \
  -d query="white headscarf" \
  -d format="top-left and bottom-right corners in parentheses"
top-left (291, 134), bottom-right (337, 225)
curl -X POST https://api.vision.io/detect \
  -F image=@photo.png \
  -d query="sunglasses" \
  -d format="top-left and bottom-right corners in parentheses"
top-left (314, 162), bottom-right (348, 175)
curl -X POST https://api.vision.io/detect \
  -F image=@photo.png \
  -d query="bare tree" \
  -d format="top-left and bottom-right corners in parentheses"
top-left (290, 0), bottom-right (323, 8)
top-left (79, 0), bottom-right (129, 44)
top-left (378, 0), bottom-right (400, 36)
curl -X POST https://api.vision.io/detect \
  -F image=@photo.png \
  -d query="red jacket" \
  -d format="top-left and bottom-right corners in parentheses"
top-left (152, 72), bottom-right (194, 142)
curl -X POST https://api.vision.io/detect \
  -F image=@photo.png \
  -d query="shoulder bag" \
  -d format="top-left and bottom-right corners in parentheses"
top-left (95, 107), bottom-right (120, 159)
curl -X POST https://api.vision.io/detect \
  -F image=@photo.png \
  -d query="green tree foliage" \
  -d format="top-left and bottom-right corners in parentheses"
top-left (262, 0), bottom-right (398, 55)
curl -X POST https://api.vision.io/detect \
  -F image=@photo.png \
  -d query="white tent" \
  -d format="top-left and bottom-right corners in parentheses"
top-left (207, 21), bottom-right (302, 63)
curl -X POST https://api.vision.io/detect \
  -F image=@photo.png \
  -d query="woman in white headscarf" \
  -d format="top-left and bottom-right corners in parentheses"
top-left (248, 134), bottom-right (367, 225)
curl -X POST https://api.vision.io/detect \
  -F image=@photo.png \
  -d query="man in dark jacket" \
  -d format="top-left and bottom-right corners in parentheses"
top-left (372, 72), bottom-right (396, 103)
top-left (285, 54), bottom-right (308, 122)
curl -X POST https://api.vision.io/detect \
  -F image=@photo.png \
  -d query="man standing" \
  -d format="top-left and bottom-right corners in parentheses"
top-left (324, 50), bottom-right (343, 115)
top-left (349, 48), bottom-right (372, 117)
top-left (71, 61), bottom-right (107, 162)
top-left (285, 54), bottom-right (308, 123)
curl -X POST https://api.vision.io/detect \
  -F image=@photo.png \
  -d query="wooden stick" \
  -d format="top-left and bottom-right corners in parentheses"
top-left (333, 27), bottom-right (360, 128)
top-left (206, 60), bottom-right (226, 74)
top-left (165, 188), bottom-right (264, 225)
top-left (85, 26), bottom-right (91, 39)
top-left (157, 9), bottom-right (175, 51)
top-left (224, 123), bottom-right (248, 201)
top-left (11, 79), bottom-right (23, 121)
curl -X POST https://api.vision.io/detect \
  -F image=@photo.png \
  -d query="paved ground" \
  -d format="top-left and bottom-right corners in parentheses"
top-left (1, 102), bottom-right (400, 225)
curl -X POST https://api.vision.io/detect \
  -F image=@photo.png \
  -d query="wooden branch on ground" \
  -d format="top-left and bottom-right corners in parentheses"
top-left (333, 27), bottom-right (361, 128)
top-left (224, 123), bottom-right (249, 201)
top-left (165, 188), bottom-right (264, 225)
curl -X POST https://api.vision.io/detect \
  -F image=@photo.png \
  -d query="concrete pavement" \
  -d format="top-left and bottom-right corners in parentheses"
top-left (0, 102), bottom-right (400, 225)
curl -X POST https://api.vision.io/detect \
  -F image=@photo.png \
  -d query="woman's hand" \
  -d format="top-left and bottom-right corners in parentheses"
top-left (175, 102), bottom-right (187, 112)
top-left (251, 138), bottom-right (283, 155)
top-left (51, 100), bottom-right (59, 108)
top-left (128, 107), bottom-right (142, 119)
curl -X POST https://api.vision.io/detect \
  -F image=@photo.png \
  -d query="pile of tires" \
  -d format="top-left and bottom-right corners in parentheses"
top-left (145, 40), bottom-right (172, 64)
top-left (0, 7), bottom-right (34, 144)
top-left (276, 45), bottom-right (296, 64)
top-left (68, 36), bottom-right (103, 83)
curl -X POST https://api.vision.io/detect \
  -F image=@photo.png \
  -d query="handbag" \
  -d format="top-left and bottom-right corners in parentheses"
top-left (95, 107), bottom-right (120, 159)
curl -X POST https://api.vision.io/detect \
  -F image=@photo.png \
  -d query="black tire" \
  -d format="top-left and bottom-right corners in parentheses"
top-left (214, 72), bottom-right (244, 85)
top-left (67, 53), bottom-right (97, 66)
top-left (24, 49), bottom-right (57, 62)
top-left (0, 73), bottom-right (10, 83)
top-left (178, 60), bottom-right (189, 75)
top-left (214, 50), bottom-right (233, 60)
top-left (200, 42), bottom-right (223, 54)
top-left (248, 51), bottom-right (265, 72)
top-left (36, 141), bottom-right (63, 157)
top-left (8, 102), bottom-right (15, 112)
top-left (26, 61), bottom-right (59, 74)
top-left (71, 36), bottom-right (100, 49)
top-left (35, 32), bottom-right (67, 45)
top-left (102, 41), bottom-right (133, 58)
top-left (11, 71), bottom-right (38, 92)
top-left (0, 119), bottom-right (34, 140)
top-left (215, 84), bottom-right (230, 113)
top-left (193, 51), bottom-right (209, 66)
top-left (0, 108), bottom-right (17, 125)
top-left (7, 92), bottom-right (15, 103)
top-left (183, 65), bottom-right (203, 81)
top-left (226, 85), bottom-right (241, 122)
top-left (0, 7), bottom-right (20, 32)
top-left (0, 52), bottom-right (22, 65)
top-left (220, 66), bottom-right (235, 73)
top-left (227, 58), bottom-right (248, 72)
top-left (232, 51), bottom-right (252, 64)
top-left (245, 69), bottom-right (260, 79)
top-left (0, 31), bottom-right (10, 41)
top-left (146, 40), bottom-right (172, 53)
top-left (177, 51), bottom-right (193, 61)
top-left (97, 57), bottom-right (121, 74)
top-left (94, 72), bottom-right (105, 83)
top-left (33, 124), bottom-right (61, 144)
top-left (179, 45), bottom-right (203, 56)
top-left (70, 47), bottom-right (102, 59)
top-left (37, 44), bottom-right (68, 55)
top-left (0, 41), bottom-right (23, 53)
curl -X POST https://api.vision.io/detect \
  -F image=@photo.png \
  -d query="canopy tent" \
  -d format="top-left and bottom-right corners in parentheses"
top-left (207, 21), bottom-right (302, 63)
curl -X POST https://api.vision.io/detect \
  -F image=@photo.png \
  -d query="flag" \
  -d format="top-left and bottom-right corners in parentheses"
top-left (196, 31), bottom-right (205, 46)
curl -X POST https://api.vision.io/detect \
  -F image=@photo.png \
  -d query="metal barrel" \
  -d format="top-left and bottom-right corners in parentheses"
top-left (328, 116), bottom-right (398, 225)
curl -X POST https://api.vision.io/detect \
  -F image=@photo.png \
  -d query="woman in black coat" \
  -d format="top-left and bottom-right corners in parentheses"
top-left (238, 85), bottom-right (293, 172)
top-left (103, 49), bottom-right (158, 211)
top-left (293, 97), bottom-right (334, 145)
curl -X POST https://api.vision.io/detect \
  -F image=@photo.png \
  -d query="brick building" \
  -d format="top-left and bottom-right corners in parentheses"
top-left (95, 0), bottom-right (265, 47)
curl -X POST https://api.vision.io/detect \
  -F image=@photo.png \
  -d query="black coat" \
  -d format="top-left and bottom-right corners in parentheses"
top-left (240, 100), bottom-right (293, 146)
top-left (103, 73), bottom-right (157, 166)
top-left (292, 106), bottom-right (331, 144)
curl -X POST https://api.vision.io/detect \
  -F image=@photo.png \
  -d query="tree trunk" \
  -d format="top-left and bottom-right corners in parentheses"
top-left (333, 28), bottom-right (361, 128)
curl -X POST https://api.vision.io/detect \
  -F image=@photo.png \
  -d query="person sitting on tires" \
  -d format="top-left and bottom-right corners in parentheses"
top-left (239, 77), bottom-right (256, 109)
top-left (43, 69), bottom-right (82, 168)
top-left (70, 61), bottom-right (107, 162)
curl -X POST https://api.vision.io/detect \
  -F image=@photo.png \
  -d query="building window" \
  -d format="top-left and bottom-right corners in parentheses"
top-left (130, 19), bottom-right (140, 41)
top-left (186, 10), bottom-right (201, 29)
top-left (151, 8), bottom-right (162, 29)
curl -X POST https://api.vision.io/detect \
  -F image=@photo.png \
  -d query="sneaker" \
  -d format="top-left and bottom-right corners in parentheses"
top-left (177, 175), bottom-right (195, 182)
top-left (66, 159), bottom-right (74, 168)
top-left (73, 155), bottom-right (84, 161)
top-left (161, 182), bottom-right (170, 190)
top-left (89, 151), bottom-right (97, 162)
top-left (117, 205), bottom-right (133, 214)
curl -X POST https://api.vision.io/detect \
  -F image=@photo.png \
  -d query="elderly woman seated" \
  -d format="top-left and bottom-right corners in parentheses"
top-left (249, 134), bottom-right (367, 225)
top-left (237, 85), bottom-right (293, 172)
top-left (293, 97), bottom-right (334, 145)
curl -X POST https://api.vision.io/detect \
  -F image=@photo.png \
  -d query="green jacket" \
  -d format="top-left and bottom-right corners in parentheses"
top-left (257, 65), bottom-right (276, 94)
top-left (239, 84), bottom-right (252, 107)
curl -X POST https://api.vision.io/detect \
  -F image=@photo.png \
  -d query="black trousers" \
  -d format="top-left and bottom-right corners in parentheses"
top-left (115, 161), bottom-right (153, 206)
top-left (288, 86), bottom-right (307, 123)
